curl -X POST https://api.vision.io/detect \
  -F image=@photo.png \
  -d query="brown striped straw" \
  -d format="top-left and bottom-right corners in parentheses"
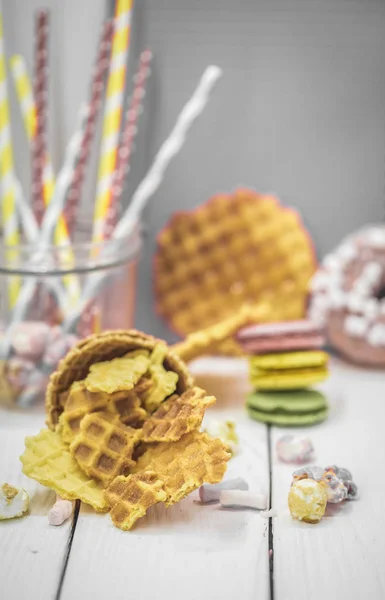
top-left (64, 19), bottom-right (114, 234)
top-left (103, 49), bottom-right (152, 239)
top-left (32, 8), bottom-right (49, 225)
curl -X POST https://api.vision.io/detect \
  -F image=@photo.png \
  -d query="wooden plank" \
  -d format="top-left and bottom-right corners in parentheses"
top-left (60, 358), bottom-right (271, 600)
top-left (271, 359), bottom-right (385, 600)
top-left (0, 408), bottom-right (73, 600)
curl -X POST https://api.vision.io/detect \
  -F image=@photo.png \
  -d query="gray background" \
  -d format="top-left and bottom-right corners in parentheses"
top-left (3, 0), bottom-right (385, 340)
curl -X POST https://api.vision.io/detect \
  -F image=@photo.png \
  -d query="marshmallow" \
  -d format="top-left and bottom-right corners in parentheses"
top-left (220, 490), bottom-right (267, 510)
top-left (260, 508), bottom-right (278, 519)
top-left (368, 324), bottom-right (385, 347)
top-left (10, 322), bottom-right (50, 361)
top-left (362, 262), bottom-right (383, 285)
top-left (366, 228), bottom-right (385, 249)
top-left (0, 483), bottom-right (29, 520)
top-left (362, 298), bottom-right (380, 321)
top-left (347, 294), bottom-right (367, 314)
top-left (323, 254), bottom-right (342, 272)
top-left (336, 243), bottom-right (357, 262)
top-left (276, 435), bottom-right (314, 464)
top-left (199, 478), bottom-right (248, 503)
top-left (310, 271), bottom-right (330, 292)
top-left (328, 290), bottom-right (347, 310)
top-left (344, 315), bottom-right (368, 337)
top-left (48, 500), bottom-right (73, 526)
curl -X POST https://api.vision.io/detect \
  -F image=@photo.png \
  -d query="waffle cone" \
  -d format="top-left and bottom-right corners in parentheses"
top-left (46, 330), bottom-right (193, 430)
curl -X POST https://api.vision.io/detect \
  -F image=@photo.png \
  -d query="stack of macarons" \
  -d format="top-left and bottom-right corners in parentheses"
top-left (236, 320), bottom-right (329, 426)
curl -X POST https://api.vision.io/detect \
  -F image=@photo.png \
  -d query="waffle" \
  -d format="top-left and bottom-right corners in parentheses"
top-left (105, 471), bottom-right (167, 530)
top-left (154, 189), bottom-right (317, 355)
top-left (70, 412), bottom-right (142, 486)
top-left (142, 387), bottom-right (216, 442)
top-left (84, 350), bottom-right (150, 393)
top-left (46, 330), bottom-right (193, 430)
top-left (134, 430), bottom-right (231, 506)
top-left (20, 429), bottom-right (108, 511)
top-left (172, 303), bottom-right (271, 362)
top-left (58, 379), bottom-right (148, 444)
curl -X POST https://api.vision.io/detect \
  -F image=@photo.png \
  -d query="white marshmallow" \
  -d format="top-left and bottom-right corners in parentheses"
top-left (344, 315), bottom-right (368, 337)
top-left (323, 254), bottom-right (342, 272)
top-left (328, 290), bottom-right (347, 310)
top-left (199, 478), bottom-right (249, 503)
top-left (336, 243), bottom-right (357, 262)
top-left (362, 262), bottom-right (383, 285)
top-left (367, 324), bottom-right (385, 347)
top-left (347, 294), bottom-right (367, 314)
top-left (366, 228), bottom-right (385, 249)
top-left (48, 500), bottom-right (73, 526)
top-left (362, 298), bottom-right (380, 321)
top-left (260, 508), bottom-right (278, 519)
top-left (310, 271), bottom-right (330, 292)
top-left (220, 490), bottom-right (267, 510)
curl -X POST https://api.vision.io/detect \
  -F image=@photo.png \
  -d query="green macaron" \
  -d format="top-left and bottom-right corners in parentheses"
top-left (246, 389), bottom-right (328, 426)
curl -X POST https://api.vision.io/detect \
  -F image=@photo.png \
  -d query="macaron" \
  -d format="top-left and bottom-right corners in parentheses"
top-left (250, 350), bottom-right (329, 371)
top-left (250, 366), bottom-right (329, 391)
top-left (236, 320), bottom-right (325, 354)
top-left (246, 389), bottom-right (328, 426)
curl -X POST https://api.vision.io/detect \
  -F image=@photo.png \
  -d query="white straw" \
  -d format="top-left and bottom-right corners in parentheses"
top-left (62, 66), bottom-right (222, 332)
top-left (114, 65), bottom-right (222, 240)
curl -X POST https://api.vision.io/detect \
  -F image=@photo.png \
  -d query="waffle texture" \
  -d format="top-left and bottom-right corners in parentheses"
top-left (142, 387), bottom-right (215, 442)
top-left (20, 429), bottom-right (108, 511)
top-left (46, 330), bottom-right (193, 429)
top-left (154, 189), bottom-right (317, 355)
top-left (70, 412), bottom-right (142, 486)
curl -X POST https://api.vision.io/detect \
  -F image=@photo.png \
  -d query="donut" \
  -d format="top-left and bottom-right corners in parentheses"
top-left (308, 224), bottom-right (385, 367)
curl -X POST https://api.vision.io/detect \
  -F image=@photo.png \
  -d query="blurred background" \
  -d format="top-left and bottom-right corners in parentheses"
top-left (2, 0), bottom-right (385, 340)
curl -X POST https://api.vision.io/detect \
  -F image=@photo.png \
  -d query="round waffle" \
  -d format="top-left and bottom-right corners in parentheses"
top-left (154, 188), bottom-right (317, 355)
top-left (46, 330), bottom-right (193, 430)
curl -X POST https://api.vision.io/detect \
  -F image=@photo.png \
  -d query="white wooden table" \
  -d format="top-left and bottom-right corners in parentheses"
top-left (1, 357), bottom-right (384, 600)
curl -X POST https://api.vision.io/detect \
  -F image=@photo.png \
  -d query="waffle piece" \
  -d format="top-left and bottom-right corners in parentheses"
top-left (142, 365), bottom-right (179, 413)
top-left (154, 189), bottom-right (317, 355)
top-left (70, 412), bottom-right (142, 486)
top-left (84, 350), bottom-right (150, 393)
top-left (20, 429), bottom-right (108, 511)
top-left (105, 471), bottom-right (167, 530)
top-left (134, 431), bottom-right (231, 506)
top-left (58, 380), bottom-right (148, 444)
top-left (172, 303), bottom-right (271, 362)
top-left (46, 330), bottom-right (193, 430)
top-left (142, 387), bottom-right (215, 443)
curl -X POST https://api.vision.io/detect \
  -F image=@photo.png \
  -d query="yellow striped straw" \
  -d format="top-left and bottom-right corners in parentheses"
top-left (0, 13), bottom-right (21, 307)
top-left (92, 0), bottom-right (133, 243)
top-left (10, 54), bottom-right (81, 308)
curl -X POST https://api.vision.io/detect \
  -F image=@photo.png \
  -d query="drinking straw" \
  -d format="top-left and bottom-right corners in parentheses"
top-left (64, 19), bottom-right (114, 234)
top-left (63, 65), bottom-right (222, 333)
top-left (92, 0), bottom-right (133, 243)
top-left (103, 49), bottom-right (152, 239)
top-left (5, 104), bottom-right (89, 333)
top-left (31, 9), bottom-right (49, 225)
top-left (0, 12), bottom-right (21, 307)
top-left (10, 54), bottom-right (81, 306)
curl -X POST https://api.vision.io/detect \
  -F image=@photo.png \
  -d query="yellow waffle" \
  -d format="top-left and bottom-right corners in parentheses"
top-left (58, 379), bottom-right (149, 444)
top-left (84, 350), bottom-right (150, 393)
top-left (142, 387), bottom-right (216, 442)
top-left (142, 365), bottom-right (179, 413)
top-left (70, 412), bottom-right (142, 486)
top-left (134, 430), bottom-right (231, 506)
top-left (105, 471), bottom-right (167, 531)
top-left (20, 429), bottom-right (108, 512)
top-left (46, 330), bottom-right (193, 430)
top-left (154, 189), bottom-right (317, 355)
top-left (172, 303), bottom-right (271, 362)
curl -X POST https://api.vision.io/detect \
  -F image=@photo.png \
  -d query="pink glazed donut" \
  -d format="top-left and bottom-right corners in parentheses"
top-left (308, 225), bottom-right (385, 367)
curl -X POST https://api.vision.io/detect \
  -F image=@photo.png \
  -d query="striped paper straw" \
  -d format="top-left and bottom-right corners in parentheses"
top-left (92, 0), bottom-right (133, 243)
top-left (103, 49), bottom-right (152, 239)
top-left (10, 54), bottom-right (81, 307)
top-left (31, 9), bottom-right (49, 225)
top-left (0, 13), bottom-right (21, 307)
top-left (64, 19), bottom-right (114, 234)
top-left (63, 65), bottom-right (222, 334)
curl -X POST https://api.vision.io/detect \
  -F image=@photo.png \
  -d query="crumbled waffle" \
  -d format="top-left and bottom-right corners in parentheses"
top-left (70, 412), bottom-right (142, 486)
top-left (58, 380), bottom-right (148, 444)
top-left (84, 350), bottom-right (150, 394)
top-left (142, 387), bottom-right (216, 442)
top-left (134, 430), bottom-right (231, 506)
top-left (142, 365), bottom-right (179, 413)
top-left (154, 189), bottom-right (317, 355)
top-left (172, 303), bottom-right (271, 362)
top-left (105, 471), bottom-right (167, 530)
top-left (46, 330), bottom-right (193, 430)
top-left (20, 429), bottom-right (108, 512)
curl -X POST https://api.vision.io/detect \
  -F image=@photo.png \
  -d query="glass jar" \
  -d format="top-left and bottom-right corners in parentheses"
top-left (0, 227), bottom-right (141, 408)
